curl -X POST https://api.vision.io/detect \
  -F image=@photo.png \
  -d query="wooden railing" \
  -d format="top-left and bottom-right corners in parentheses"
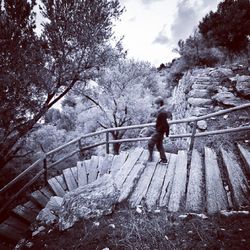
top-left (0, 103), bottom-right (250, 214)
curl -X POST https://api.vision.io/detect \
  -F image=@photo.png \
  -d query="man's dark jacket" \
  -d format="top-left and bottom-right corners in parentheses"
top-left (155, 107), bottom-right (172, 136)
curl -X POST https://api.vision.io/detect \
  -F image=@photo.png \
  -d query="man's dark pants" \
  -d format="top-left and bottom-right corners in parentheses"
top-left (148, 131), bottom-right (167, 162)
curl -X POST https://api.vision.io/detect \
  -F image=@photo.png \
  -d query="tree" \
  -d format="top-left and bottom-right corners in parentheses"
top-left (199, 0), bottom-right (250, 54)
top-left (0, 0), bottom-right (123, 168)
top-left (79, 59), bottom-right (157, 154)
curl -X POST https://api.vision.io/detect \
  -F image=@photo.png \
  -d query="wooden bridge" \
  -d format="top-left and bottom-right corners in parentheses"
top-left (0, 104), bottom-right (250, 243)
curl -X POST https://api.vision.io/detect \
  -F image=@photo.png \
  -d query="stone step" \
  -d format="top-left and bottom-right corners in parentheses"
top-left (188, 89), bottom-right (210, 99)
top-left (237, 143), bottom-right (250, 173)
top-left (190, 107), bottom-right (210, 116)
top-left (192, 83), bottom-right (211, 89)
top-left (221, 147), bottom-right (250, 208)
top-left (188, 97), bottom-right (213, 107)
top-left (186, 150), bottom-right (203, 212)
top-left (168, 150), bottom-right (188, 212)
top-left (204, 147), bottom-right (228, 214)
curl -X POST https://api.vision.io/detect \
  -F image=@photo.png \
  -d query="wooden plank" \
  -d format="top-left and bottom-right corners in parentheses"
top-left (55, 175), bottom-right (68, 191)
top-left (205, 147), bottom-right (228, 214)
top-left (4, 217), bottom-right (28, 231)
top-left (0, 223), bottom-right (24, 242)
top-left (48, 177), bottom-right (66, 197)
top-left (237, 143), bottom-right (250, 173)
top-left (168, 150), bottom-right (188, 212)
top-left (71, 167), bottom-right (78, 185)
top-left (221, 147), bottom-right (249, 208)
top-left (110, 151), bottom-right (129, 176)
top-left (186, 150), bottom-right (203, 212)
top-left (77, 161), bottom-right (88, 187)
top-left (159, 154), bottom-right (177, 207)
top-left (119, 163), bottom-right (146, 202)
top-left (12, 204), bottom-right (38, 223)
top-left (114, 147), bottom-right (143, 189)
top-left (86, 156), bottom-right (99, 183)
top-left (23, 201), bottom-right (40, 213)
top-left (98, 154), bottom-right (114, 176)
top-left (40, 186), bottom-right (54, 199)
top-left (129, 162), bottom-right (157, 207)
top-left (145, 153), bottom-right (170, 210)
top-left (30, 190), bottom-right (49, 208)
top-left (63, 168), bottom-right (78, 191)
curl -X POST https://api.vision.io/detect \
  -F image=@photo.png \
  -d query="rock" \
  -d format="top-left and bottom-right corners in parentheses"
top-left (36, 207), bottom-right (57, 225)
top-left (212, 91), bottom-right (249, 107)
top-left (197, 120), bottom-right (207, 130)
top-left (188, 98), bottom-right (213, 107)
top-left (195, 76), bottom-right (211, 83)
top-left (136, 206), bottom-right (142, 214)
top-left (46, 196), bottom-right (63, 213)
top-left (192, 83), bottom-right (210, 89)
top-left (188, 89), bottom-right (210, 98)
top-left (190, 107), bottom-right (210, 116)
top-left (236, 75), bottom-right (250, 97)
top-left (32, 226), bottom-right (45, 237)
top-left (59, 174), bottom-right (120, 230)
top-left (209, 68), bottom-right (234, 78)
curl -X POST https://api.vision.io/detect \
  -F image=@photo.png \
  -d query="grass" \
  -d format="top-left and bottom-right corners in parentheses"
top-left (12, 204), bottom-right (250, 250)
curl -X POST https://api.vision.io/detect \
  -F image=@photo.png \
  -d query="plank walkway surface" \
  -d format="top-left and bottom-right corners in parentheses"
top-left (1, 144), bottom-right (250, 243)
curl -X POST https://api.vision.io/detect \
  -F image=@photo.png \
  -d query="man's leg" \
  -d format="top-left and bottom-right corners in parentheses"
top-left (156, 134), bottom-right (167, 163)
top-left (148, 134), bottom-right (157, 162)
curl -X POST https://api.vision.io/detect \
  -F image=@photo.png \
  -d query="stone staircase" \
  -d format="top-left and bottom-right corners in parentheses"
top-left (0, 143), bottom-right (250, 243)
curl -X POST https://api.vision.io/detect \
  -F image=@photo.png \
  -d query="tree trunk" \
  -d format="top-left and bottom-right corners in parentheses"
top-left (113, 142), bottom-right (121, 155)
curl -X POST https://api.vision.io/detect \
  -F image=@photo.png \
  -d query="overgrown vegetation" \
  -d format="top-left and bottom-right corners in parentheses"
top-left (19, 207), bottom-right (250, 250)
top-left (161, 0), bottom-right (250, 87)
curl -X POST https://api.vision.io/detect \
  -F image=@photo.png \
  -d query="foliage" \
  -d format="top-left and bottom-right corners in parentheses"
top-left (73, 59), bottom-right (159, 153)
top-left (173, 31), bottom-right (225, 70)
top-left (199, 0), bottom-right (250, 54)
top-left (0, 0), bottom-right (123, 168)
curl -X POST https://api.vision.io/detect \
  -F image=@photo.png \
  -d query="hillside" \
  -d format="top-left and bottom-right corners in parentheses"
top-left (1, 62), bottom-right (250, 250)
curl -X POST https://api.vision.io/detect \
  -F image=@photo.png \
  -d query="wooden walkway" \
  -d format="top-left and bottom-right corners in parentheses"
top-left (1, 144), bottom-right (250, 242)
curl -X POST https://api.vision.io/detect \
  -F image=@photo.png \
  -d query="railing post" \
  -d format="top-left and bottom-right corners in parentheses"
top-left (106, 131), bottom-right (110, 154)
top-left (188, 120), bottom-right (197, 165)
top-left (43, 157), bottom-right (48, 184)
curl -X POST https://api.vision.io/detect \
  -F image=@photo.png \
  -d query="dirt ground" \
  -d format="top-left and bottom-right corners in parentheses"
top-left (12, 205), bottom-right (250, 250)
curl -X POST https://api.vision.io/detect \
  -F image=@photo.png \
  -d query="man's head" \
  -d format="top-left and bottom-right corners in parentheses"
top-left (154, 96), bottom-right (164, 108)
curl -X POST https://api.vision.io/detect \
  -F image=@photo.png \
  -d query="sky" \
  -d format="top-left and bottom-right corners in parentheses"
top-left (114, 0), bottom-right (221, 66)
top-left (34, 0), bottom-right (222, 67)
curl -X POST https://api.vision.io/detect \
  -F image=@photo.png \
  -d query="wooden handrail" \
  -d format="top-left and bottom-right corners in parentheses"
top-left (1, 103), bottom-right (249, 197)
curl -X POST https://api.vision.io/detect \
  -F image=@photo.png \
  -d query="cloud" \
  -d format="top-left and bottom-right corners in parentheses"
top-left (169, 0), bottom-right (221, 44)
top-left (153, 25), bottom-right (169, 45)
top-left (128, 16), bottom-right (136, 22)
top-left (141, 0), bottom-right (164, 5)
top-left (170, 0), bottom-right (199, 44)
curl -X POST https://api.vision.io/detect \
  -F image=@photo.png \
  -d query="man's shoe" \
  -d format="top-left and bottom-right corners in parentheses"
top-left (159, 159), bottom-right (168, 164)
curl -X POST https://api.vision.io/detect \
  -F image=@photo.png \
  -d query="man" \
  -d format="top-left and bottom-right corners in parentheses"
top-left (148, 96), bottom-right (172, 163)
